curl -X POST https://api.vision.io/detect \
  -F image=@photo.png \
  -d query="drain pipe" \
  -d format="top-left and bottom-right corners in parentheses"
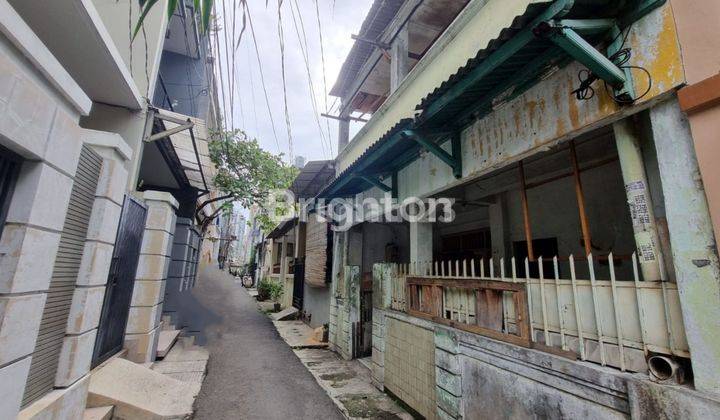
top-left (613, 118), bottom-right (663, 281)
top-left (648, 355), bottom-right (685, 384)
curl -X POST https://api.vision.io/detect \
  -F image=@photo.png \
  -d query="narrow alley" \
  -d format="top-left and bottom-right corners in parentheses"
top-left (4, 0), bottom-right (720, 419)
top-left (189, 267), bottom-right (343, 420)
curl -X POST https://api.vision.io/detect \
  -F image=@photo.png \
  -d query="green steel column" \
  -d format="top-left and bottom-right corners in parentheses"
top-left (613, 118), bottom-right (663, 281)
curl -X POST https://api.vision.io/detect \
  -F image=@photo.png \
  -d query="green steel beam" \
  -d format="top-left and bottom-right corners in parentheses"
top-left (556, 19), bottom-right (616, 34)
top-left (418, 0), bottom-right (575, 124)
top-left (321, 130), bottom-right (405, 197)
top-left (607, 24), bottom-right (636, 100)
top-left (359, 175), bottom-right (392, 192)
top-left (547, 27), bottom-right (627, 88)
top-left (402, 129), bottom-right (461, 178)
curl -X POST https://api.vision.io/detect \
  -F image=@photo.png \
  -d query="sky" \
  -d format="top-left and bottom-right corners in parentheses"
top-left (215, 0), bottom-right (373, 164)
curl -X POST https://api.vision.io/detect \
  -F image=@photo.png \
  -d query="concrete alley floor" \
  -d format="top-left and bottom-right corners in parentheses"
top-left (191, 266), bottom-right (343, 420)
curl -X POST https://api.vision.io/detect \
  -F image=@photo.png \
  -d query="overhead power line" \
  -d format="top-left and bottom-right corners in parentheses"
top-left (277, 0), bottom-right (294, 161)
top-left (245, 1), bottom-right (283, 154)
top-left (313, 0), bottom-right (334, 156)
top-left (289, 0), bottom-right (332, 159)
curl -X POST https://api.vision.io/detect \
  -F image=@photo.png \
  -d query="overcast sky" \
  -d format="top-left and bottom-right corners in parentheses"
top-left (215, 0), bottom-right (373, 164)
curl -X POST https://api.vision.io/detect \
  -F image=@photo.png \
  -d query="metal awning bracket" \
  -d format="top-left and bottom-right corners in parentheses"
top-left (146, 120), bottom-right (194, 142)
top-left (537, 22), bottom-right (627, 89)
top-left (401, 129), bottom-right (462, 178)
top-left (358, 175), bottom-right (392, 193)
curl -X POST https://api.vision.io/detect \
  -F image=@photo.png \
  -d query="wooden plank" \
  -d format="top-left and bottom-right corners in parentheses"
top-left (406, 277), bottom-right (524, 292)
top-left (475, 289), bottom-right (503, 331)
top-left (519, 161), bottom-right (535, 261)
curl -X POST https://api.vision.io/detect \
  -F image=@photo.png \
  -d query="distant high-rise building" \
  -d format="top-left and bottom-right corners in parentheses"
top-left (294, 155), bottom-right (306, 169)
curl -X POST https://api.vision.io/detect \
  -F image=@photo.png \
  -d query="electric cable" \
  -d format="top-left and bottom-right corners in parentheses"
top-left (573, 25), bottom-right (652, 104)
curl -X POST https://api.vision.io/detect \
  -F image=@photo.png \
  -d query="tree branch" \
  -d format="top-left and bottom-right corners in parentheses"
top-left (196, 194), bottom-right (234, 217)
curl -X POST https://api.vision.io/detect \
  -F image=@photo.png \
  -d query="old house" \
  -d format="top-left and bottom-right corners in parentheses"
top-left (318, 0), bottom-right (720, 418)
top-left (0, 1), bottom-right (221, 418)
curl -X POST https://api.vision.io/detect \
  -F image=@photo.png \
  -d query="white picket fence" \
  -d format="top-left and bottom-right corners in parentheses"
top-left (386, 253), bottom-right (688, 372)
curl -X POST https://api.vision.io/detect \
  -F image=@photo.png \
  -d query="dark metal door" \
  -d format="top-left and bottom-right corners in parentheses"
top-left (292, 257), bottom-right (305, 309)
top-left (92, 195), bottom-right (147, 367)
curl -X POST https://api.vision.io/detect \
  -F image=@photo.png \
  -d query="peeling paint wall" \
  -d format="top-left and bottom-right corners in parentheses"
top-left (393, 3), bottom-right (684, 201)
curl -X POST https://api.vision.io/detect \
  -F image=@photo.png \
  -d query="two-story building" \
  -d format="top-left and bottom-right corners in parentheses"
top-left (319, 0), bottom-right (720, 418)
top-left (0, 0), bottom-right (223, 418)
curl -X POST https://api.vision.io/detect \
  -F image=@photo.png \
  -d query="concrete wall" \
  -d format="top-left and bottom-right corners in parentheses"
top-left (303, 284), bottom-right (330, 329)
top-left (124, 191), bottom-right (177, 363)
top-left (0, 12), bottom-right (133, 417)
top-left (371, 278), bottom-right (720, 420)
top-left (0, 25), bottom-right (81, 420)
top-left (329, 265), bottom-right (359, 360)
top-left (384, 317), bottom-right (437, 419)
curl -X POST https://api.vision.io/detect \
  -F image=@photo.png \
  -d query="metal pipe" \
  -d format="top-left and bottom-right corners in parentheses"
top-left (570, 140), bottom-right (593, 257)
top-left (519, 161), bottom-right (535, 261)
top-left (613, 118), bottom-right (662, 281)
top-left (648, 355), bottom-right (685, 384)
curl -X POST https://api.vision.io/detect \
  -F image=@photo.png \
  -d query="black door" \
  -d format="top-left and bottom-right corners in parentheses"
top-left (92, 195), bottom-right (147, 367)
top-left (292, 257), bottom-right (305, 309)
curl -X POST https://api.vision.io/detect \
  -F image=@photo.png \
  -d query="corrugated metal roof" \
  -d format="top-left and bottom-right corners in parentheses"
top-left (329, 0), bottom-right (405, 98)
top-left (317, 119), bottom-right (413, 198)
top-left (290, 160), bottom-right (335, 199)
top-left (322, 0), bottom-right (629, 198)
top-left (267, 217), bottom-right (297, 239)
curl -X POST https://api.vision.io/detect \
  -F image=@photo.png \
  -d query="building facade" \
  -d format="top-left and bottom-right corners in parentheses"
top-left (0, 1), bottom-right (221, 418)
top-left (317, 0), bottom-right (720, 418)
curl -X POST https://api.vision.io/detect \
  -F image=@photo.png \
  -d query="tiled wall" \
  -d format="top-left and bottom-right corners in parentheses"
top-left (384, 317), bottom-right (436, 420)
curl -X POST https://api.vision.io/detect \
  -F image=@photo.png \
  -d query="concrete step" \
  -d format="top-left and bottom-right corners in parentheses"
top-left (156, 330), bottom-right (181, 358)
top-left (87, 358), bottom-right (197, 420)
top-left (178, 335), bottom-right (195, 347)
top-left (271, 306), bottom-right (299, 321)
top-left (83, 406), bottom-right (114, 420)
top-left (161, 315), bottom-right (176, 331)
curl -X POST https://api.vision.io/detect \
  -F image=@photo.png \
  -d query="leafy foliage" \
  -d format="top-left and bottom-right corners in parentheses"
top-left (257, 279), bottom-right (283, 302)
top-left (208, 129), bottom-right (298, 230)
top-left (134, 0), bottom-right (217, 40)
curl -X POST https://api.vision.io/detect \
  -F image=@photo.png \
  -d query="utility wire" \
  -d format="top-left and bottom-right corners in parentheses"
top-left (289, 0), bottom-right (332, 158)
top-left (212, 6), bottom-right (230, 129)
top-left (313, 0), bottom-right (334, 155)
top-left (230, 0), bottom-right (246, 129)
top-left (246, 45), bottom-right (260, 136)
top-left (245, 1), bottom-right (283, 153)
top-left (277, 0), bottom-right (294, 161)
top-left (221, 0), bottom-right (235, 130)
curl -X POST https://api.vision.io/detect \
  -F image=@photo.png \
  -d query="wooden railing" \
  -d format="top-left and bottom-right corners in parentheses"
top-left (407, 277), bottom-right (531, 348)
top-left (383, 252), bottom-right (689, 372)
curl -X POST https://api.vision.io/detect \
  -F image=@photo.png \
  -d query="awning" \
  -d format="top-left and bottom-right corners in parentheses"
top-left (319, 0), bottom-right (665, 199)
top-left (139, 108), bottom-right (214, 194)
top-left (317, 119), bottom-right (413, 199)
top-left (290, 160), bottom-right (335, 199)
top-left (267, 218), bottom-right (298, 239)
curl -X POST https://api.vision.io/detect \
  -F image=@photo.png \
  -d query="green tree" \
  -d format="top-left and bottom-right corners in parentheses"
top-left (134, 0), bottom-right (218, 39)
top-left (197, 129), bottom-right (297, 231)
